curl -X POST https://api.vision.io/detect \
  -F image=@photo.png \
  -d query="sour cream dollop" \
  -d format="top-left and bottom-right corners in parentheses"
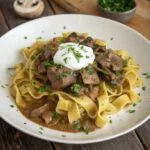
top-left (53, 43), bottom-right (95, 70)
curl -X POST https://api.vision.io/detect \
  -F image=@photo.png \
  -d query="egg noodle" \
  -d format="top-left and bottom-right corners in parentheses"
top-left (10, 33), bottom-right (143, 129)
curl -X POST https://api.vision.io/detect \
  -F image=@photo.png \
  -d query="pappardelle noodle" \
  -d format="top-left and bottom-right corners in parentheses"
top-left (10, 32), bottom-right (143, 133)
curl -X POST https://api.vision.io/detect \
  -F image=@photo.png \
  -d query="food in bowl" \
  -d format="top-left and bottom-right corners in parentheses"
top-left (10, 32), bottom-right (143, 133)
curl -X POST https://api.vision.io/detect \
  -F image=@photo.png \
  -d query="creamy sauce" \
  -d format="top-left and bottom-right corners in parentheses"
top-left (53, 42), bottom-right (95, 70)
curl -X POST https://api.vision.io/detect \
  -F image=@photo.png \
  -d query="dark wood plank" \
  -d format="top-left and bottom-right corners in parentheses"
top-left (0, 118), bottom-right (54, 150)
top-left (48, 0), bottom-right (67, 14)
top-left (53, 132), bottom-right (145, 150)
top-left (0, 0), bottom-right (54, 28)
top-left (0, 8), bottom-right (8, 36)
top-left (136, 120), bottom-right (150, 150)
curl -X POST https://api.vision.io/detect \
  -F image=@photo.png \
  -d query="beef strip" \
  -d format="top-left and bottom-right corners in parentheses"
top-left (80, 66), bottom-right (100, 85)
top-left (30, 104), bottom-right (49, 117)
top-left (65, 32), bottom-right (78, 42)
top-left (47, 66), bottom-right (76, 90)
top-left (87, 86), bottom-right (99, 101)
top-left (82, 119), bottom-right (96, 132)
top-left (80, 37), bottom-right (94, 48)
top-left (96, 50), bottom-right (123, 71)
top-left (41, 111), bottom-right (53, 124)
top-left (37, 61), bottom-right (47, 73)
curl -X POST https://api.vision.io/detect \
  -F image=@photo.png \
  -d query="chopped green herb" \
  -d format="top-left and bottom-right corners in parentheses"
top-left (146, 75), bottom-right (150, 79)
top-left (44, 60), bottom-right (62, 69)
top-left (40, 127), bottom-right (44, 130)
top-left (63, 26), bottom-right (66, 30)
top-left (52, 111), bottom-right (60, 118)
top-left (99, 0), bottom-right (135, 12)
top-left (123, 59), bottom-right (128, 67)
top-left (84, 129), bottom-right (89, 134)
top-left (53, 32), bottom-right (56, 35)
top-left (142, 86), bottom-right (146, 91)
top-left (110, 80), bottom-right (117, 85)
top-left (38, 131), bottom-right (43, 134)
top-left (142, 73), bottom-right (149, 76)
top-left (36, 36), bottom-right (42, 40)
top-left (24, 36), bottom-right (28, 39)
top-left (128, 110), bottom-right (135, 113)
top-left (61, 134), bottom-right (66, 137)
top-left (24, 122), bottom-right (27, 125)
top-left (133, 103), bottom-right (136, 107)
top-left (5, 84), bottom-right (9, 86)
top-left (71, 84), bottom-right (82, 94)
top-left (86, 55), bottom-right (90, 59)
top-left (56, 72), bottom-right (71, 80)
top-left (73, 123), bottom-right (82, 131)
top-left (61, 52), bottom-right (67, 56)
top-left (110, 37), bottom-right (114, 41)
top-left (109, 120), bottom-right (112, 124)
top-left (64, 57), bottom-right (68, 64)
top-left (115, 71), bottom-right (121, 76)
top-left (10, 105), bottom-right (14, 108)
top-left (38, 85), bottom-right (51, 93)
top-left (32, 81), bottom-right (36, 85)
top-left (138, 93), bottom-right (140, 96)
top-left (1, 85), bottom-right (5, 88)
top-left (87, 67), bottom-right (95, 75)
top-left (31, 55), bottom-right (36, 60)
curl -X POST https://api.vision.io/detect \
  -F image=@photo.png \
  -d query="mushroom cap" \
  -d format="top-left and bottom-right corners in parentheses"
top-left (13, 0), bottom-right (45, 19)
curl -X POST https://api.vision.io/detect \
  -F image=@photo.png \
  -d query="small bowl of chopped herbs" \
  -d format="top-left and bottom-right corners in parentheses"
top-left (97, 0), bottom-right (136, 23)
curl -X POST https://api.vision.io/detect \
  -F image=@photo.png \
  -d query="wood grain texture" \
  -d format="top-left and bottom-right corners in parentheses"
top-left (53, 132), bottom-right (145, 150)
top-left (48, 0), bottom-right (67, 14)
top-left (0, 0), bottom-right (54, 28)
top-left (52, 0), bottom-right (150, 40)
top-left (136, 120), bottom-right (150, 150)
top-left (0, 118), bottom-right (54, 150)
top-left (0, 8), bottom-right (8, 36)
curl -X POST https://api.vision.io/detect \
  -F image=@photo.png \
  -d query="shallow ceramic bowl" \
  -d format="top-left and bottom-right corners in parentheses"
top-left (97, 1), bottom-right (136, 23)
top-left (0, 15), bottom-right (149, 144)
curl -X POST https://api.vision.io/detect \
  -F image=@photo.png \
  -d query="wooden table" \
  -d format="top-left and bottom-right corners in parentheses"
top-left (0, 0), bottom-right (149, 149)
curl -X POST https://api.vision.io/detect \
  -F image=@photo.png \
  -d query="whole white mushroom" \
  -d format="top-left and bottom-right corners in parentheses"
top-left (13, 0), bottom-right (45, 19)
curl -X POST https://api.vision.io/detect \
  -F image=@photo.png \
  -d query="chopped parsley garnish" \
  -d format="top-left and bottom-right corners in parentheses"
top-left (64, 57), bottom-right (68, 64)
top-left (38, 131), bottom-right (43, 134)
top-left (61, 134), bottom-right (66, 137)
top-left (24, 36), bottom-right (28, 39)
top-left (44, 60), bottom-right (62, 69)
top-left (123, 59), bottom-right (128, 67)
top-left (56, 72), bottom-right (70, 80)
top-left (133, 103), bottom-right (136, 107)
top-left (87, 67), bottom-right (95, 75)
top-left (1, 85), bottom-right (5, 88)
top-left (99, 0), bottom-right (135, 12)
top-left (110, 80), bottom-right (117, 85)
top-left (71, 84), bottom-right (82, 94)
top-left (63, 26), bottom-right (66, 30)
top-left (24, 122), bottom-right (27, 125)
top-left (38, 85), bottom-right (51, 93)
top-left (86, 55), bottom-right (90, 58)
top-left (146, 75), bottom-right (150, 79)
top-left (40, 127), bottom-right (44, 130)
top-left (52, 111), bottom-right (60, 118)
top-left (61, 52), bottom-right (67, 56)
top-left (128, 110), bottom-right (135, 113)
top-left (36, 36), bottom-right (42, 40)
top-left (73, 123), bottom-right (82, 131)
top-left (114, 70), bottom-right (121, 76)
top-left (138, 93), bottom-right (140, 96)
top-left (109, 120), bottom-right (112, 124)
top-left (142, 86), bottom-right (146, 91)
top-left (142, 73), bottom-right (149, 76)
top-left (10, 105), bottom-right (14, 108)
top-left (110, 37), bottom-right (114, 41)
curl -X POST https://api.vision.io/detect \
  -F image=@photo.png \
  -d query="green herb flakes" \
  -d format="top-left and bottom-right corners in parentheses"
top-left (64, 57), bottom-right (68, 64)
top-left (52, 111), bottom-right (60, 118)
top-left (133, 103), bottom-right (136, 107)
top-left (110, 80), bottom-right (117, 85)
top-left (24, 36), bottom-right (28, 39)
top-left (86, 55), bottom-right (90, 59)
top-left (24, 122), bottom-right (27, 125)
top-left (61, 135), bottom-right (66, 137)
top-left (71, 84), bottom-right (82, 94)
top-left (38, 85), bottom-right (51, 93)
top-left (142, 86), bottom-right (146, 91)
top-left (87, 67), bottom-right (95, 75)
top-left (36, 36), bottom-right (42, 40)
top-left (38, 131), bottom-right (43, 134)
top-left (109, 120), bottom-right (112, 124)
top-left (128, 110), bottom-right (135, 113)
top-left (1, 85), bottom-right (5, 88)
top-left (10, 105), bottom-right (14, 108)
top-left (73, 123), bottom-right (82, 131)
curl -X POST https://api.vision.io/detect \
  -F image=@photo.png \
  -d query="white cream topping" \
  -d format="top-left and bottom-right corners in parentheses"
top-left (53, 42), bottom-right (95, 70)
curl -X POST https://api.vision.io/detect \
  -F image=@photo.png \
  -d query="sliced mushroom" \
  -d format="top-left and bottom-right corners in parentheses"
top-left (13, 0), bottom-right (45, 19)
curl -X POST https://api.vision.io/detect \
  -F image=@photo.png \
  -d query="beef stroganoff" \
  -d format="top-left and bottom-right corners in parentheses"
top-left (10, 32), bottom-right (143, 133)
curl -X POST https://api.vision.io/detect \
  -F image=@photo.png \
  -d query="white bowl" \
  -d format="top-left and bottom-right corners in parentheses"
top-left (0, 15), bottom-right (149, 144)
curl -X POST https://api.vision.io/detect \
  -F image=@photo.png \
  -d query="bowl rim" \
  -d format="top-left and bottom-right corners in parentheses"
top-left (97, 0), bottom-right (136, 15)
top-left (0, 14), bottom-right (150, 144)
